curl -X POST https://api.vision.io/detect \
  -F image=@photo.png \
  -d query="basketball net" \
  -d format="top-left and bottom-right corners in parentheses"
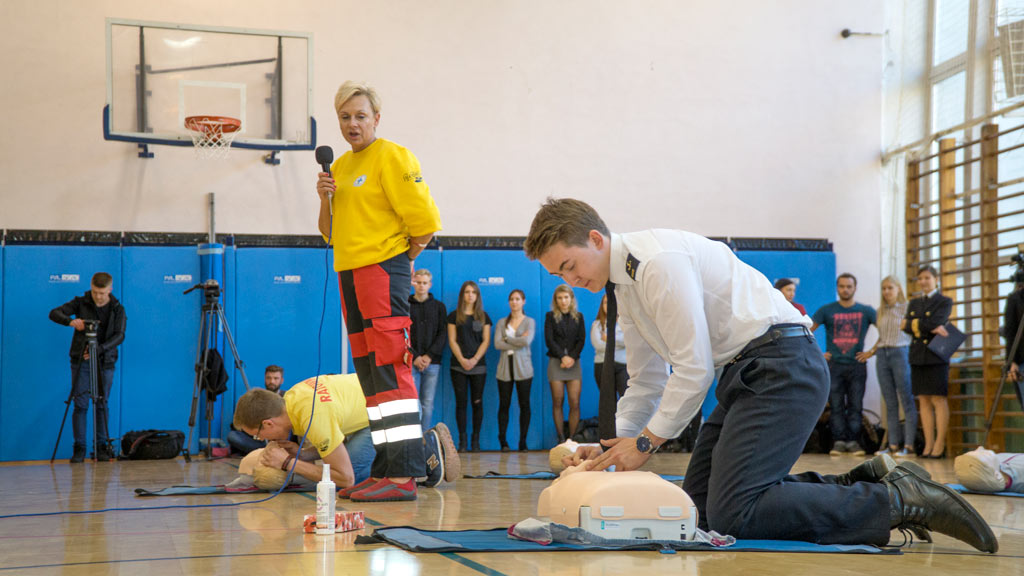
top-left (185, 116), bottom-right (241, 160)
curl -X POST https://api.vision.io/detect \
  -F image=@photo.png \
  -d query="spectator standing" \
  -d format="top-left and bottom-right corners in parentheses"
top-left (811, 273), bottom-right (877, 456)
top-left (409, 269), bottom-right (447, 429)
top-left (447, 281), bottom-right (492, 452)
top-left (864, 277), bottom-right (917, 456)
top-left (592, 292), bottom-right (628, 399)
top-left (902, 266), bottom-right (953, 459)
top-left (545, 284), bottom-right (586, 442)
top-left (494, 289), bottom-right (535, 452)
top-left (774, 278), bottom-right (807, 315)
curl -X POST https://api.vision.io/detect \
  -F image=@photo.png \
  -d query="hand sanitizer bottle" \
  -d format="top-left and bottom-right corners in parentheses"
top-left (315, 464), bottom-right (336, 535)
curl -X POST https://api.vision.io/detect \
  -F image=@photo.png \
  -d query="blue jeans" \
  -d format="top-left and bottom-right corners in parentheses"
top-left (344, 427), bottom-right (376, 484)
top-left (827, 362), bottom-right (867, 443)
top-left (412, 363), bottom-right (441, 429)
top-left (875, 346), bottom-right (917, 448)
top-left (70, 361), bottom-right (115, 446)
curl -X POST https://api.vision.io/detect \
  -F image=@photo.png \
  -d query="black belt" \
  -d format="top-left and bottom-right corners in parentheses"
top-left (727, 324), bottom-right (812, 366)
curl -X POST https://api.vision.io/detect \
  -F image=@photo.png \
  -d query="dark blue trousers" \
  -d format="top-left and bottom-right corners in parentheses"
top-left (828, 361), bottom-right (867, 443)
top-left (70, 361), bottom-right (114, 446)
top-left (682, 329), bottom-right (891, 545)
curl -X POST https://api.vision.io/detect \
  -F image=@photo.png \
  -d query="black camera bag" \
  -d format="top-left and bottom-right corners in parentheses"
top-left (120, 429), bottom-right (185, 460)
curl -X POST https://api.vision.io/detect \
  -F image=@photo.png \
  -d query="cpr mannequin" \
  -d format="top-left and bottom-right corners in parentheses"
top-left (237, 444), bottom-right (317, 490)
top-left (954, 446), bottom-right (1024, 493)
top-left (537, 464), bottom-right (697, 541)
top-left (549, 439), bottom-right (601, 473)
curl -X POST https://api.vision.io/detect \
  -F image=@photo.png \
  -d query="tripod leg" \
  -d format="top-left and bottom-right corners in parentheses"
top-left (215, 305), bottom-right (251, 392)
top-left (984, 317), bottom-right (1024, 446)
top-left (89, 340), bottom-right (100, 461)
top-left (185, 308), bottom-right (210, 463)
top-left (50, 388), bottom-right (75, 463)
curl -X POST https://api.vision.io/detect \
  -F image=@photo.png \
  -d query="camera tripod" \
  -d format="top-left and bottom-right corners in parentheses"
top-left (50, 319), bottom-right (110, 462)
top-left (983, 299), bottom-right (1024, 445)
top-left (182, 279), bottom-right (251, 462)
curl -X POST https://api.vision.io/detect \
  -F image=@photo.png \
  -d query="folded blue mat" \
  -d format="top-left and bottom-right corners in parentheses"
top-left (464, 470), bottom-right (685, 482)
top-left (134, 484), bottom-right (314, 497)
top-left (947, 483), bottom-right (1024, 498)
top-left (357, 526), bottom-right (896, 554)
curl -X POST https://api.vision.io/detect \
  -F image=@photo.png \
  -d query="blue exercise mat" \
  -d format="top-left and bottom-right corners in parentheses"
top-left (134, 484), bottom-right (314, 497)
top-left (357, 526), bottom-right (896, 554)
top-left (947, 483), bottom-right (1024, 498)
top-left (464, 470), bottom-right (685, 482)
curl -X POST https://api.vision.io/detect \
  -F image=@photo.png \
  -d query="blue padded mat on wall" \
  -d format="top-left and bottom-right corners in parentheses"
top-left (119, 246), bottom-right (202, 448)
top-left (441, 250), bottom-right (543, 451)
top-left (1, 245), bottom-right (122, 461)
top-left (231, 247), bottom-right (342, 433)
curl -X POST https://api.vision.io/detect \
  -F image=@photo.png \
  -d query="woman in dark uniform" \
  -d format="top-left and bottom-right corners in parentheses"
top-left (902, 265), bottom-right (953, 458)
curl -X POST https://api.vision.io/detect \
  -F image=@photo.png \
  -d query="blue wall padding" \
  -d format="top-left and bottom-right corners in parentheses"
top-left (0, 242), bottom-right (836, 461)
top-left (119, 247), bottom-right (201, 452)
top-left (439, 250), bottom-right (545, 450)
top-left (228, 247), bottom-right (342, 440)
top-left (735, 250), bottom-right (837, 350)
top-left (0, 246), bottom-right (121, 461)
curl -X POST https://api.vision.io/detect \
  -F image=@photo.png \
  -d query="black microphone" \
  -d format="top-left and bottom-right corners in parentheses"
top-left (315, 146), bottom-right (333, 174)
top-left (315, 146), bottom-right (334, 215)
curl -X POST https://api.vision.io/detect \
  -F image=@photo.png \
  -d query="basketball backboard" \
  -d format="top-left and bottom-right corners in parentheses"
top-left (104, 18), bottom-right (315, 159)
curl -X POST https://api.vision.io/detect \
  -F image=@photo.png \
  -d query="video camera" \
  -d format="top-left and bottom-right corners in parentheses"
top-left (182, 279), bottom-right (222, 301)
top-left (1010, 246), bottom-right (1024, 285)
top-left (81, 318), bottom-right (102, 338)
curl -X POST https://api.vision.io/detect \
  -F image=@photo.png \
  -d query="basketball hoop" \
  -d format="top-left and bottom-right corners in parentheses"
top-left (184, 116), bottom-right (241, 159)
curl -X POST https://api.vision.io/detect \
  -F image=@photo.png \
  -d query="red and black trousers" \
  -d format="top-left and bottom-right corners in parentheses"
top-left (338, 252), bottom-right (424, 479)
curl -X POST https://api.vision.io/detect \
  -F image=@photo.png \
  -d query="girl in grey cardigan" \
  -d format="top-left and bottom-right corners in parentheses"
top-left (494, 289), bottom-right (535, 452)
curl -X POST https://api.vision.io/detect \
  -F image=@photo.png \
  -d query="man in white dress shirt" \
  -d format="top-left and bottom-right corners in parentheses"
top-left (523, 198), bottom-right (996, 552)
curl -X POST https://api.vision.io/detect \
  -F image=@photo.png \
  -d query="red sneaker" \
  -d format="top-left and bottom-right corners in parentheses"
top-left (350, 478), bottom-right (417, 502)
top-left (338, 477), bottom-right (377, 500)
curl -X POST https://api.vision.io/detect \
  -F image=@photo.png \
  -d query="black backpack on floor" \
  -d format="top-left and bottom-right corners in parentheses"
top-left (120, 429), bottom-right (185, 460)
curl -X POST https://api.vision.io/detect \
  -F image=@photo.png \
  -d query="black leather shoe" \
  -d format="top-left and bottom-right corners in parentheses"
top-left (883, 464), bottom-right (998, 553)
top-left (500, 444), bottom-right (510, 453)
top-left (837, 454), bottom-right (932, 485)
top-left (70, 444), bottom-right (86, 464)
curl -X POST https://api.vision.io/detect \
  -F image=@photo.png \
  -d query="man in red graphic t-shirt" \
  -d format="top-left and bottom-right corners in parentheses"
top-left (811, 274), bottom-right (877, 456)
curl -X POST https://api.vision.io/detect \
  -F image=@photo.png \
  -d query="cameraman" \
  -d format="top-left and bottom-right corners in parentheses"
top-left (49, 272), bottom-right (127, 463)
top-left (1006, 274), bottom-right (1024, 383)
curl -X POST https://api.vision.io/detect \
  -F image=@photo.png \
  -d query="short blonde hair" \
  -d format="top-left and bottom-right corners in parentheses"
top-left (234, 388), bottom-right (286, 430)
top-left (414, 269), bottom-right (433, 279)
top-left (334, 81), bottom-right (381, 115)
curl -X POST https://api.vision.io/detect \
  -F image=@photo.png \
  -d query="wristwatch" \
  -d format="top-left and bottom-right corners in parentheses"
top-left (636, 432), bottom-right (659, 454)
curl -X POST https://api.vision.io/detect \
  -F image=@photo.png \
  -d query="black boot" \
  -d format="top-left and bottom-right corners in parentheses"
top-left (837, 454), bottom-right (932, 486)
top-left (70, 444), bottom-right (86, 464)
top-left (883, 464), bottom-right (998, 553)
top-left (96, 443), bottom-right (114, 462)
top-left (472, 437), bottom-right (481, 452)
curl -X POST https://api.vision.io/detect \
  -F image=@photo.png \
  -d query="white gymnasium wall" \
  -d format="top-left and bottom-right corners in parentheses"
top-left (1, 1), bottom-right (885, 407)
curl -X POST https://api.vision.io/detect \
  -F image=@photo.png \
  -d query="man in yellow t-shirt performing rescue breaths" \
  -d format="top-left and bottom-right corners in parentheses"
top-left (233, 374), bottom-right (459, 501)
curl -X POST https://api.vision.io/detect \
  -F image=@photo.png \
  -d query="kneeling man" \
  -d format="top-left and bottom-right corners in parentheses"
top-left (233, 374), bottom-right (459, 502)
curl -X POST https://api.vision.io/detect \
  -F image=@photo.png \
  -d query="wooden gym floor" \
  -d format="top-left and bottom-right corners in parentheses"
top-left (0, 451), bottom-right (1020, 575)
